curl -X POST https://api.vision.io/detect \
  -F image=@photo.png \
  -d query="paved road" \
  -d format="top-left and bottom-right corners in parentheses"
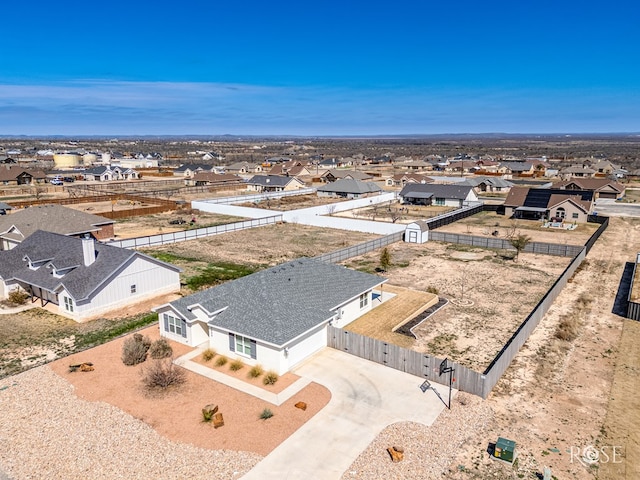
top-left (241, 348), bottom-right (449, 480)
top-left (593, 200), bottom-right (640, 218)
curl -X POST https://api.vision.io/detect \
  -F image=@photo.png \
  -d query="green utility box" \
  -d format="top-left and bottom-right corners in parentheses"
top-left (494, 437), bottom-right (516, 463)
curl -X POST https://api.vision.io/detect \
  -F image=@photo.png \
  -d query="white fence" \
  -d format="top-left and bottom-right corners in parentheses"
top-left (194, 191), bottom-right (406, 234)
top-left (107, 215), bottom-right (283, 249)
top-left (195, 187), bottom-right (316, 205)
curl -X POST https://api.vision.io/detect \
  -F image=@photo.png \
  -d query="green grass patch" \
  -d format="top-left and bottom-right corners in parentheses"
top-left (186, 262), bottom-right (256, 291)
top-left (143, 251), bottom-right (200, 264)
top-left (74, 312), bottom-right (159, 350)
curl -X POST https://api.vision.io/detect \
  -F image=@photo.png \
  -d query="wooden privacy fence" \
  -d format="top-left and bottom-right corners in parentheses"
top-left (429, 231), bottom-right (584, 257)
top-left (108, 215), bottom-right (283, 249)
top-left (315, 231), bottom-right (404, 263)
top-left (328, 214), bottom-right (609, 399)
top-left (327, 326), bottom-right (485, 397)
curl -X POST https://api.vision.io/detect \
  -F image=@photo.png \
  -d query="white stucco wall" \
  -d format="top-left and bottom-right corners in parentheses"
top-left (332, 291), bottom-right (373, 329)
top-left (68, 256), bottom-right (180, 320)
top-left (208, 322), bottom-right (329, 375)
top-left (156, 308), bottom-right (209, 347)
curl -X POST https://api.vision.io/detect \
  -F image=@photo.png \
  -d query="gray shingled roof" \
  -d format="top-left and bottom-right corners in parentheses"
top-left (247, 175), bottom-right (297, 187)
top-left (317, 178), bottom-right (382, 194)
top-left (0, 230), bottom-right (178, 301)
top-left (175, 164), bottom-right (212, 172)
top-left (399, 183), bottom-right (473, 200)
top-left (168, 258), bottom-right (386, 346)
top-left (0, 204), bottom-right (114, 240)
top-left (462, 177), bottom-right (514, 188)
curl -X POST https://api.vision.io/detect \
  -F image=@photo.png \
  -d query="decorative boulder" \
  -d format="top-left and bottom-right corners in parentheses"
top-left (387, 446), bottom-right (404, 463)
top-left (213, 412), bottom-right (224, 429)
top-left (294, 401), bottom-right (307, 411)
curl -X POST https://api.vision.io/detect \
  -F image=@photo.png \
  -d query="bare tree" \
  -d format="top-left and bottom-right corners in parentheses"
top-left (326, 204), bottom-right (337, 216)
top-left (32, 186), bottom-right (47, 201)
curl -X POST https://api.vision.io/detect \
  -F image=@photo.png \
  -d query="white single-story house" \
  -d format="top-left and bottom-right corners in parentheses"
top-left (405, 221), bottom-right (430, 244)
top-left (154, 258), bottom-right (387, 375)
top-left (399, 184), bottom-right (478, 207)
top-left (0, 230), bottom-right (181, 321)
top-left (83, 165), bottom-right (139, 181)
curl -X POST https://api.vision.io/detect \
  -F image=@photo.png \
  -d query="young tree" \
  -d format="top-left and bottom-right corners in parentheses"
top-left (510, 234), bottom-right (531, 261)
top-left (379, 247), bottom-right (392, 272)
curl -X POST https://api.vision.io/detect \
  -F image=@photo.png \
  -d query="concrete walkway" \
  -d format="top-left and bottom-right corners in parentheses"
top-left (0, 303), bottom-right (36, 315)
top-left (175, 348), bottom-right (313, 405)
top-left (241, 348), bottom-right (452, 480)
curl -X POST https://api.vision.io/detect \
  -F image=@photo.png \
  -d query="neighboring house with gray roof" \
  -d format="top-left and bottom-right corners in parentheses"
top-left (0, 204), bottom-right (115, 250)
top-left (173, 164), bottom-right (216, 178)
top-left (462, 176), bottom-right (514, 193)
top-left (319, 169), bottom-right (373, 183)
top-left (0, 231), bottom-right (181, 320)
top-left (246, 175), bottom-right (306, 192)
top-left (316, 178), bottom-right (382, 199)
top-left (83, 165), bottom-right (138, 181)
top-left (0, 202), bottom-right (12, 215)
top-left (154, 258), bottom-right (386, 374)
top-left (399, 184), bottom-right (478, 207)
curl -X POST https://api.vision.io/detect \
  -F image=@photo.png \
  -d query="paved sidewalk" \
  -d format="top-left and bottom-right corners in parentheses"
top-left (241, 348), bottom-right (451, 480)
top-left (0, 303), bottom-right (36, 315)
top-left (175, 348), bottom-right (313, 405)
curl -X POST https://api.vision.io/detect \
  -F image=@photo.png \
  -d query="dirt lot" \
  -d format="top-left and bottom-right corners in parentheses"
top-left (111, 210), bottom-right (245, 238)
top-left (344, 241), bottom-right (571, 371)
top-left (436, 210), bottom-right (599, 245)
top-left (145, 222), bottom-right (378, 267)
top-left (342, 217), bottom-right (637, 479)
top-left (238, 193), bottom-right (346, 211)
top-left (438, 216), bottom-right (637, 479)
top-left (335, 202), bottom-right (456, 224)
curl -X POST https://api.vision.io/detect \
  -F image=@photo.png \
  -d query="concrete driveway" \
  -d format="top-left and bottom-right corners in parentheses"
top-left (241, 348), bottom-right (451, 480)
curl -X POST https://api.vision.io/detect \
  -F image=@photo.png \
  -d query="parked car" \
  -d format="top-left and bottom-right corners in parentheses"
top-left (50, 178), bottom-right (63, 186)
top-left (62, 177), bottom-right (75, 183)
top-left (169, 218), bottom-right (186, 225)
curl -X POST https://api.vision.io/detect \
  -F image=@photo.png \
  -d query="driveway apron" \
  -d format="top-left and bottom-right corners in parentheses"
top-left (242, 348), bottom-right (450, 479)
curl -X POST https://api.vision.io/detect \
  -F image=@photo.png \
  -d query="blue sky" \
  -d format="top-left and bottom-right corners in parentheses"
top-left (1, 1), bottom-right (638, 135)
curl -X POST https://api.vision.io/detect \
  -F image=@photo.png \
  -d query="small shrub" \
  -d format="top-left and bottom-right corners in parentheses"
top-left (202, 405), bottom-right (217, 422)
top-left (121, 334), bottom-right (152, 366)
top-left (555, 315), bottom-right (580, 342)
top-left (142, 358), bottom-right (186, 389)
top-left (263, 371), bottom-right (279, 385)
top-left (229, 359), bottom-right (244, 371)
top-left (7, 289), bottom-right (29, 306)
top-left (426, 286), bottom-right (439, 295)
top-left (202, 348), bottom-right (216, 362)
top-left (149, 339), bottom-right (173, 359)
top-left (202, 410), bottom-right (214, 422)
top-left (215, 355), bottom-right (228, 367)
top-left (248, 364), bottom-right (264, 378)
top-left (260, 408), bottom-right (274, 420)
